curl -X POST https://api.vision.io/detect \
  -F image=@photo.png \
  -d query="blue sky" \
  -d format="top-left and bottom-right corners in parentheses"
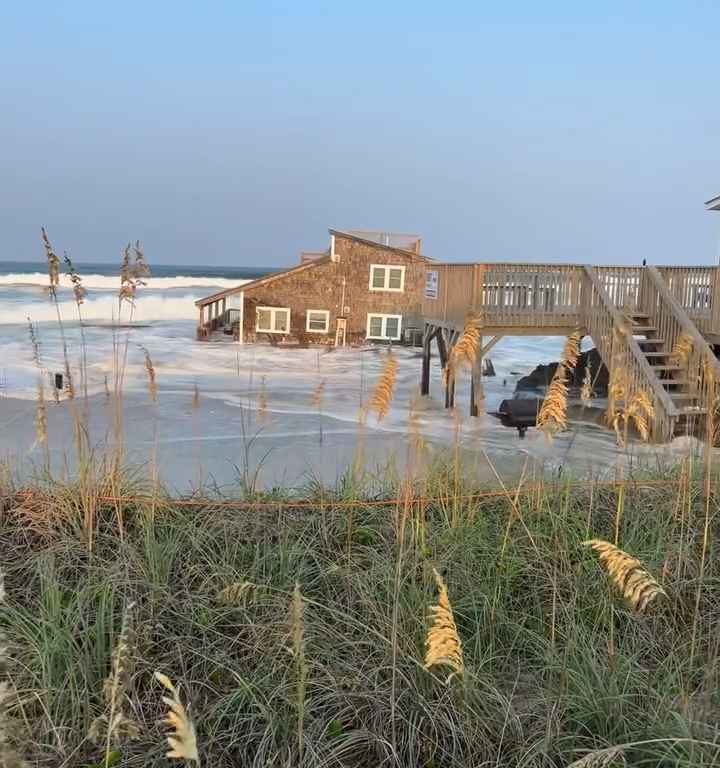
top-left (1, 1), bottom-right (719, 266)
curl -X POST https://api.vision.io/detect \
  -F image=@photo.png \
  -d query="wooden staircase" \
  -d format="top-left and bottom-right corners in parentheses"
top-left (628, 311), bottom-right (706, 423)
top-left (584, 267), bottom-right (720, 439)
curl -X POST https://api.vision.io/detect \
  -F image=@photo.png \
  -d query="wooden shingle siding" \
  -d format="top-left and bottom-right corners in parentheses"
top-left (241, 233), bottom-right (426, 344)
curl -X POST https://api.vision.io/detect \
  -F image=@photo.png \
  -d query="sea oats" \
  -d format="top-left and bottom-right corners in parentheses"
top-left (41, 227), bottom-right (60, 289)
top-left (424, 568), bottom-right (463, 681)
top-left (583, 539), bottom-right (666, 613)
top-left (444, 314), bottom-right (481, 387)
top-left (63, 252), bottom-right (87, 305)
top-left (89, 602), bottom-right (140, 746)
top-left (368, 351), bottom-right (398, 422)
top-left (580, 365), bottom-right (594, 407)
top-left (671, 332), bottom-right (693, 366)
top-left (154, 672), bottom-right (199, 763)
top-left (538, 369), bottom-right (569, 433)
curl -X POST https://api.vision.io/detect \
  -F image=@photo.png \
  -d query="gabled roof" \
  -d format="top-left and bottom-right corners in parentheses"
top-left (706, 194), bottom-right (720, 211)
top-left (196, 229), bottom-right (431, 306)
top-left (195, 256), bottom-right (331, 306)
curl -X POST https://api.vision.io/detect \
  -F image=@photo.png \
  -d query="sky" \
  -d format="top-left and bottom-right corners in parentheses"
top-left (1, 1), bottom-right (719, 267)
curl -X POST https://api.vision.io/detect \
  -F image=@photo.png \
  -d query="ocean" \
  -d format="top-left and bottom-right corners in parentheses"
top-left (0, 260), bottom-right (685, 489)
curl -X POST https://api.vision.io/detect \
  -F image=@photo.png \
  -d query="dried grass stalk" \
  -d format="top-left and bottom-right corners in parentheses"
top-left (140, 347), bottom-right (157, 402)
top-left (583, 539), bottom-right (666, 612)
top-left (671, 332), bottom-right (693, 366)
top-left (562, 330), bottom-right (582, 371)
top-left (218, 581), bottom-right (257, 604)
top-left (424, 568), bottom-right (464, 681)
top-left (310, 379), bottom-right (326, 409)
top-left (41, 227), bottom-right (60, 289)
top-left (537, 331), bottom-right (582, 434)
top-left (290, 582), bottom-right (306, 763)
top-left (89, 602), bottom-right (140, 745)
top-left (568, 745), bottom-right (625, 767)
top-left (35, 382), bottom-right (48, 446)
top-left (63, 252), bottom-right (87, 305)
top-left (580, 365), bottom-right (594, 407)
top-left (257, 375), bottom-right (269, 423)
top-left (537, 371), bottom-right (569, 433)
top-left (154, 672), bottom-right (199, 763)
top-left (443, 314), bottom-right (481, 387)
top-left (610, 389), bottom-right (654, 445)
top-left (27, 318), bottom-right (42, 367)
top-left (368, 351), bottom-right (398, 422)
top-left (119, 241), bottom-right (150, 304)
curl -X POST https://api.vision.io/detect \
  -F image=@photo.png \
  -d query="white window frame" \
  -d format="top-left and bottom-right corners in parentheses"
top-left (366, 313), bottom-right (403, 341)
top-left (256, 306), bottom-right (291, 334)
top-left (369, 264), bottom-right (406, 292)
top-left (306, 309), bottom-right (330, 333)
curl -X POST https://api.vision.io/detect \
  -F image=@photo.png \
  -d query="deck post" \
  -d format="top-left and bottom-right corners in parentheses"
top-left (470, 341), bottom-right (484, 417)
top-left (445, 372), bottom-right (455, 409)
top-left (421, 324), bottom-right (433, 396)
top-left (197, 305), bottom-right (205, 340)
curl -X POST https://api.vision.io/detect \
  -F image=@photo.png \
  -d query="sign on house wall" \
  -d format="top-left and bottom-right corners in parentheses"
top-left (425, 270), bottom-right (439, 299)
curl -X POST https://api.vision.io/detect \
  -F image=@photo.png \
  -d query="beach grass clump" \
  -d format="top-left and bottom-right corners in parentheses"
top-left (1, 460), bottom-right (719, 766)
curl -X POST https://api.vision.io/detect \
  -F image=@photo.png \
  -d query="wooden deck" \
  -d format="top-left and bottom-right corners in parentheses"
top-left (421, 264), bottom-right (720, 440)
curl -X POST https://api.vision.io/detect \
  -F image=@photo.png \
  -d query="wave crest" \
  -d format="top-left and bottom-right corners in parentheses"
top-left (0, 273), bottom-right (248, 291)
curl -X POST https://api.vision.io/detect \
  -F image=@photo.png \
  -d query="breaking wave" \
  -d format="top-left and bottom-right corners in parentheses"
top-left (0, 273), bottom-right (248, 291)
top-left (3, 294), bottom-right (208, 325)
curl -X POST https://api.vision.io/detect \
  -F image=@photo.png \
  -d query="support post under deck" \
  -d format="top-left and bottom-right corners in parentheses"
top-left (421, 325), bottom-right (433, 396)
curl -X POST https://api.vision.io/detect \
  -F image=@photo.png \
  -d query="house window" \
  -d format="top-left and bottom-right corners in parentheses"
top-left (306, 310), bottom-right (330, 333)
top-left (367, 313), bottom-right (402, 341)
top-left (369, 264), bottom-right (406, 292)
top-left (256, 306), bottom-right (290, 334)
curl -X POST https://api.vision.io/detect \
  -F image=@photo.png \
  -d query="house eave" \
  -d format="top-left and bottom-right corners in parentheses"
top-left (705, 194), bottom-right (720, 211)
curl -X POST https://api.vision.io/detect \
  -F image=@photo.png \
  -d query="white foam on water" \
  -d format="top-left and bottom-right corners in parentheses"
top-left (0, 273), bottom-right (249, 291)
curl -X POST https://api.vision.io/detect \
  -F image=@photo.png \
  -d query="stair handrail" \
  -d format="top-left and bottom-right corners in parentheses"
top-left (644, 266), bottom-right (720, 406)
top-left (582, 266), bottom-right (679, 438)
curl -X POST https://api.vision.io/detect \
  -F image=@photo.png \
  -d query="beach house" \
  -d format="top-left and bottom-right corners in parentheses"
top-left (196, 229), bottom-right (432, 345)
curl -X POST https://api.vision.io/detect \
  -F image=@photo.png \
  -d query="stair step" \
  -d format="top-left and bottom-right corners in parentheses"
top-left (631, 312), bottom-right (650, 319)
top-left (643, 351), bottom-right (670, 358)
top-left (637, 338), bottom-right (665, 346)
top-left (632, 326), bottom-right (658, 334)
top-left (661, 379), bottom-right (689, 387)
top-left (671, 394), bottom-right (699, 401)
top-left (650, 365), bottom-right (682, 371)
top-left (679, 406), bottom-right (707, 416)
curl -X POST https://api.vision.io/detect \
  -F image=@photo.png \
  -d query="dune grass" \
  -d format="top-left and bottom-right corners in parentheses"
top-left (1, 462), bottom-right (719, 767)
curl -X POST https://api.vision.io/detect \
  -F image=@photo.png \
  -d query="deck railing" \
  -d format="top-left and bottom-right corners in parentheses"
top-left (656, 266), bottom-right (720, 335)
top-left (641, 267), bottom-right (720, 420)
top-left (582, 266), bottom-right (679, 441)
top-left (421, 263), bottom-right (586, 328)
top-left (593, 266), bottom-right (643, 312)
